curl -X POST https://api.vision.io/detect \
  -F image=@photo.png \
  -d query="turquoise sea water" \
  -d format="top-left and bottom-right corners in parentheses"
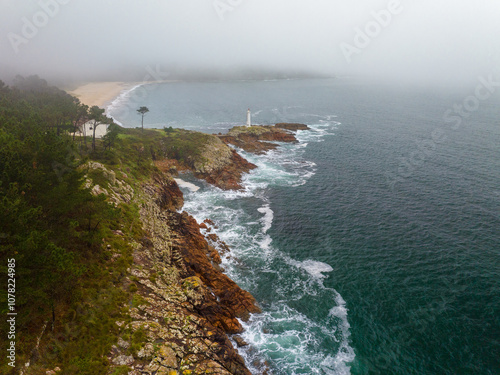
top-left (109, 79), bottom-right (500, 374)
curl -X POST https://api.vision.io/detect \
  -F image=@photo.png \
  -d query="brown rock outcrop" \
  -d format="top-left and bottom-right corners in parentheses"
top-left (168, 211), bottom-right (261, 325)
top-left (219, 134), bottom-right (279, 154)
top-left (219, 125), bottom-right (301, 154)
top-left (195, 149), bottom-right (256, 190)
top-left (154, 158), bottom-right (191, 176)
top-left (157, 135), bottom-right (256, 191)
top-left (152, 173), bottom-right (184, 211)
top-left (275, 122), bottom-right (310, 131)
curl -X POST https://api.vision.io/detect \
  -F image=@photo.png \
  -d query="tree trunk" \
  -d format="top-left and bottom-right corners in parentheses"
top-left (83, 123), bottom-right (88, 150)
top-left (72, 120), bottom-right (78, 141)
top-left (51, 303), bottom-right (55, 331)
top-left (92, 121), bottom-right (97, 151)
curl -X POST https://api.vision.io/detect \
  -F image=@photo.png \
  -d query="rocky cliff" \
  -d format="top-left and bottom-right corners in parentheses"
top-left (219, 124), bottom-right (309, 154)
top-left (104, 174), bottom-right (261, 375)
top-left (156, 124), bottom-right (308, 190)
top-left (79, 125), bottom-right (308, 374)
top-left (192, 137), bottom-right (256, 190)
top-left (156, 132), bottom-right (256, 190)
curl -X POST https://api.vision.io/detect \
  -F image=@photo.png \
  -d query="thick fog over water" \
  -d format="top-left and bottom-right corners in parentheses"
top-left (0, 0), bottom-right (499, 85)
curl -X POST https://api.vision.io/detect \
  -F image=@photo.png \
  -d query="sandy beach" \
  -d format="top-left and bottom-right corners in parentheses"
top-left (67, 82), bottom-right (137, 137)
top-left (67, 81), bottom-right (137, 108)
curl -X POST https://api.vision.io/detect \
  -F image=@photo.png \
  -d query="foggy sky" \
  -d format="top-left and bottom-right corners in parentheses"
top-left (1, 0), bottom-right (499, 85)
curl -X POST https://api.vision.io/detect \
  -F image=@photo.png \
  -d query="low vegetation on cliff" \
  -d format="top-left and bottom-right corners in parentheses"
top-left (0, 77), bottom-right (145, 374)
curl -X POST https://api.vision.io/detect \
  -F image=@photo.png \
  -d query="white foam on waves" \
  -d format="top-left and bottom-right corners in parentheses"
top-left (257, 204), bottom-right (274, 233)
top-left (291, 259), bottom-right (334, 279)
top-left (174, 178), bottom-right (200, 192)
top-left (106, 83), bottom-right (145, 126)
top-left (320, 294), bottom-right (356, 375)
top-left (179, 118), bottom-right (354, 374)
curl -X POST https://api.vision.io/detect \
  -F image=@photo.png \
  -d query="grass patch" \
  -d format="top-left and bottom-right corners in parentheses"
top-left (111, 366), bottom-right (132, 375)
top-left (131, 294), bottom-right (149, 308)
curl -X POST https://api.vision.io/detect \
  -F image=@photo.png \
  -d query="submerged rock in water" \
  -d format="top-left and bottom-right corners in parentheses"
top-left (233, 335), bottom-right (249, 347)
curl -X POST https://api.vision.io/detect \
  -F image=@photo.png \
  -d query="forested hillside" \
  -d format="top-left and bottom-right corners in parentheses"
top-left (0, 76), bottom-right (261, 375)
top-left (0, 76), bottom-right (138, 374)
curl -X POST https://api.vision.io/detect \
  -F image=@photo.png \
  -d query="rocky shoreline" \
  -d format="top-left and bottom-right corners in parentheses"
top-left (106, 177), bottom-right (258, 374)
top-left (219, 123), bottom-right (309, 155)
top-left (155, 124), bottom-right (309, 191)
top-left (104, 124), bottom-right (308, 374)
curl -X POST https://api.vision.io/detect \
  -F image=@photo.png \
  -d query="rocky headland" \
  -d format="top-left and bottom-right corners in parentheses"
top-left (22, 123), bottom-right (308, 375)
top-left (153, 129), bottom-right (257, 190)
top-left (104, 123), bottom-right (309, 374)
top-left (219, 124), bottom-right (309, 154)
top-left (154, 123), bottom-right (308, 190)
top-left (115, 175), bottom-right (260, 374)
top-left (0, 80), bottom-right (312, 375)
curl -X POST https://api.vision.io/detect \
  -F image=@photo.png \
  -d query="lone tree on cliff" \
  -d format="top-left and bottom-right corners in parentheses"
top-left (137, 106), bottom-right (149, 132)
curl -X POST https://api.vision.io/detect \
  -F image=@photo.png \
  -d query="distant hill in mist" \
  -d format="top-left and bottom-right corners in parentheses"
top-left (0, 62), bottom-right (333, 88)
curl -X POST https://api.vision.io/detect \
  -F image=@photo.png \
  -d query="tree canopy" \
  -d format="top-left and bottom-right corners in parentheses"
top-left (0, 76), bottom-right (125, 374)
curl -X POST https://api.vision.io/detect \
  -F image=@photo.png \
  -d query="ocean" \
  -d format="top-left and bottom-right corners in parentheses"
top-left (108, 78), bottom-right (500, 374)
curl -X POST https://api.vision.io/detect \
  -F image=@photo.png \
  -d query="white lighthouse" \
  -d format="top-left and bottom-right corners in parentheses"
top-left (246, 108), bottom-right (251, 127)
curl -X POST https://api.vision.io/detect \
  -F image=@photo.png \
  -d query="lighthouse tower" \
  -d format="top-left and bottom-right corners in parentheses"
top-left (246, 108), bottom-right (251, 127)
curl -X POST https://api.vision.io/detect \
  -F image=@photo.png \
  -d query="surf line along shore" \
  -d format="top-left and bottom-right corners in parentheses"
top-left (68, 80), bottom-right (178, 137)
top-left (66, 82), bottom-right (138, 138)
top-left (148, 124), bottom-right (309, 374)
top-left (105, 122), bottom-right (311, 373)
top-left (67, 81), bottom-right (138, 109)
top-left (68, 79), bottom-right (178, 109)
